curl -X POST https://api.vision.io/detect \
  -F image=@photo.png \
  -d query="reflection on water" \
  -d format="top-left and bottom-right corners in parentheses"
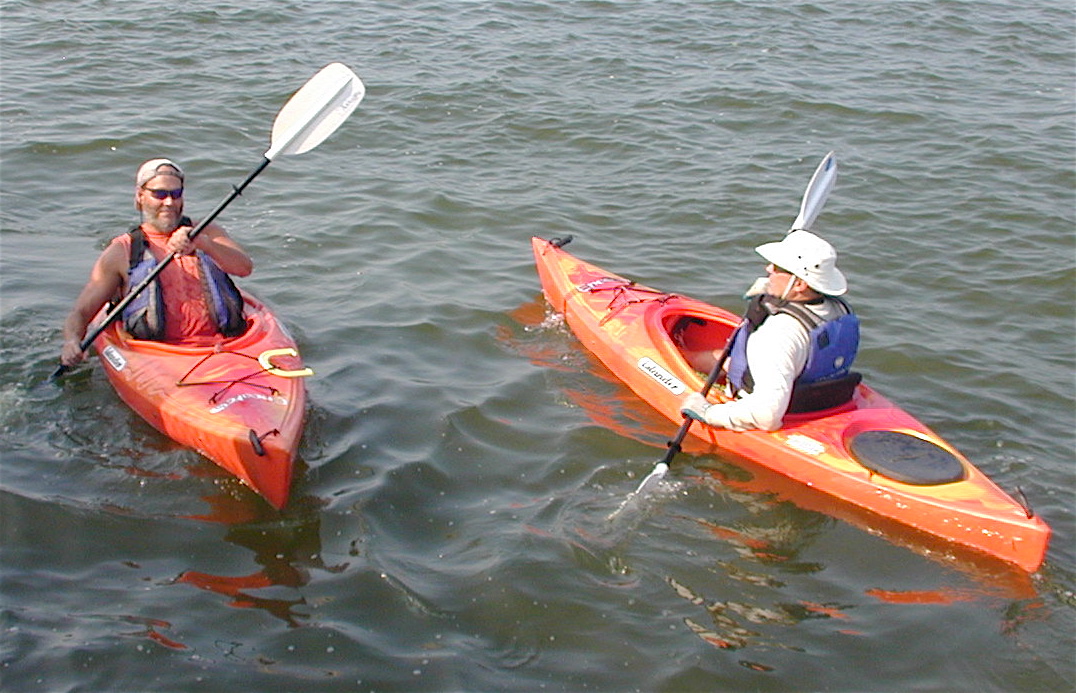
top-left (177, 483), bottom-right (348, 629)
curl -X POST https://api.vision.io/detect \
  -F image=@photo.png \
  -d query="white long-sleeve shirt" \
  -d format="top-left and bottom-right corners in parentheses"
top-left (701, 299), bottom-right (846, 431)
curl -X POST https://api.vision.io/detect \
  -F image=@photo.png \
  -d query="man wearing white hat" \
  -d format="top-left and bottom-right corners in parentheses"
top-left (679, 230), bottom-right (860, 431)
top-left (61, 159), bottom-right (253, 367)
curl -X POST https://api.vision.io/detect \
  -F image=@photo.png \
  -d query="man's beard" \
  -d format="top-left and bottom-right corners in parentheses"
top-left (141, 206), bottom-right (182, 233)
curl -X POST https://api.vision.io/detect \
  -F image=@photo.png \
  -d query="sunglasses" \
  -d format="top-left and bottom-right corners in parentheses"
top-left (143, 187), bottom-right (184, 200)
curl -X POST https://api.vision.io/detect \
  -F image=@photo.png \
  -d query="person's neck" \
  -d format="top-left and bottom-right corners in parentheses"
top-left (779, 286), bottom-right (824, 303)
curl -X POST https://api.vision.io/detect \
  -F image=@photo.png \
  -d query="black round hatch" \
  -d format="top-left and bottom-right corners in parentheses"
top-left (848, 430), bottom-right (967, 485)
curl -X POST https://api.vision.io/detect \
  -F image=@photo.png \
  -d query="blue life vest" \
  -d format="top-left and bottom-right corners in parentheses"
top-left (726, 294), bottom-right (859, 395)
top-left (121, 222), bottom-right (246, 340)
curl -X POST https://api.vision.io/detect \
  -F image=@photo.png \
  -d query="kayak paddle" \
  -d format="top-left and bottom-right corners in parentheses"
top-left (52, 62), bottom-right (364, 381)
top-left (609, 152), bottom-right (840, 517)
top-left (606, 339), bottom-right (732, 520)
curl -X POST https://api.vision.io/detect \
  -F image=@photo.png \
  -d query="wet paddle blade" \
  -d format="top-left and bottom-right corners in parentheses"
top-left (266, 62), bottom-right (365, 159)
top-left (633, 461), bottom-right (668, 498)
top-left (607, 463), bottom-right (668, 522)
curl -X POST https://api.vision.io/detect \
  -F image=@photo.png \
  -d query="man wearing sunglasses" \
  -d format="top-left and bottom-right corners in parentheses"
top-left (679, 230), bottom-right (861, 431)
top-left (60, 159), bottom-right (253, 367)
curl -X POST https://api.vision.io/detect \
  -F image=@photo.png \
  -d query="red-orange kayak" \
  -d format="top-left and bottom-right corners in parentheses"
top-left (532, 236), bottom-right (1050, 572)
top-left (92, 291), bottom-right (308, 509)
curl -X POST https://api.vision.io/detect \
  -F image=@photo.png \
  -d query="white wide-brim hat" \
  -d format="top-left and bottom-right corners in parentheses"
top-left (755, 229), bottom-right (847, 296)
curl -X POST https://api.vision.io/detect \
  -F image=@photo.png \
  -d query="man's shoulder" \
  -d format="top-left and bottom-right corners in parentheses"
top-left (780, 298), bottom-right (849, 324)
top-left (98, 235), bottom-right (131, 270)
top-left (755, 311), bottom-right (812, 344)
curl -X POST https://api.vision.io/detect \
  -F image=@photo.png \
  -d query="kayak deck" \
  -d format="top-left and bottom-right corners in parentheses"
top-left (93, 293), bottom-right (308, 509)
top-left (532, 236), bottom-right (1050, 572)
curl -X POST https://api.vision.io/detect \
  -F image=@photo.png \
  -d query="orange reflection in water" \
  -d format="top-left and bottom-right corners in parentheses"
top-left (171, 468), bottom-right (348, 629)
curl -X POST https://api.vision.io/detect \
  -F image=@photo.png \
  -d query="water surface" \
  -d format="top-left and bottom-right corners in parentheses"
top-left (1, 1), bottom-right (1073, 691)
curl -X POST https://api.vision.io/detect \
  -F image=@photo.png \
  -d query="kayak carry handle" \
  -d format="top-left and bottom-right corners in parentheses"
top-left (1016, 486), bottom-right (1035, 519)
top-left (249, 430), bottom-right (266, 456)
top-left (258, 348), bottom-right (313, 378)
top-left (248, 428), bottom-right (280, 457)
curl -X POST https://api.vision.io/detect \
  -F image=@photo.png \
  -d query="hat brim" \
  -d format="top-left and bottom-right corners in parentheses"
top-left (756, 240), bottom-right (847, 296)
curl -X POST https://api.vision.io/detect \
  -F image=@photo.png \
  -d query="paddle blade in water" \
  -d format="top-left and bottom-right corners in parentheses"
top-left (606, 462), bottom-right (668, 522)
top-left (790, 150), bottom-right (837, 231)
top-left (266, 62), bottom-right (365, 159)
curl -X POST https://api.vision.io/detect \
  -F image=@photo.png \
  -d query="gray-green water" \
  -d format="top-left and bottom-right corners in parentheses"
top-left (1, 1), bottom-right (1073, 691)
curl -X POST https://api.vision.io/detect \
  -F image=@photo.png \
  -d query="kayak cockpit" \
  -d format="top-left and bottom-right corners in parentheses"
top-left (657, 307), bottom-right (863, 418)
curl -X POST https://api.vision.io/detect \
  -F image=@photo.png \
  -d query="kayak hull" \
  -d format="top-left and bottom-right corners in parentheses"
top-left (93, 292), bottom-right (307, 509)
top-left (532, 236), bottom-right (1050, 572)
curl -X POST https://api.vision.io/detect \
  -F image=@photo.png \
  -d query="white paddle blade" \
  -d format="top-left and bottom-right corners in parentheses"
top-left (265, 62), bottom-right (365, 160)
top-left (606, 463), bottom-right (668, 522)
top-left (635, 462), bottom-right (668, 496)
top-left (790, 150), bottom-right (837, 232)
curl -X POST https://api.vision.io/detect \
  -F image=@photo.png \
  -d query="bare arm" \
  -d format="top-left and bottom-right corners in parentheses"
top-left (61, 242), bottom-right (127, 366)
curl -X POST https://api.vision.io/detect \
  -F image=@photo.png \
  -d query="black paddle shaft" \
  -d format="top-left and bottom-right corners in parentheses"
top-left (51, 157), bottom-right (272, 380)
top-left (660, 320), bottom-right (744, 464)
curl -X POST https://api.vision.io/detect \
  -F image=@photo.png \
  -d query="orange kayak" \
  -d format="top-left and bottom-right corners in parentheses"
top-left (532, 236), bottom-right (1050, 572)
top-left (92, 292), bottom-right (309, 509)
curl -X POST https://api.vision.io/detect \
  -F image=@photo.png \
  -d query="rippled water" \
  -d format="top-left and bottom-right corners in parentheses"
top-left (2, 1), bottom-right (1074, 691)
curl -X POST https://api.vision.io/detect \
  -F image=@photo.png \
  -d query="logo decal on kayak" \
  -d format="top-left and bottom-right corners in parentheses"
top-left (576, 277), bottom-right (623, 293)
top-left (209, 392), bottom-right (289, 414)
top-left (637, 357), bottom-right (686, 395)
top-left (102, 346), bottom-right (126, 371)
top-left (784, 434), bottom-right (826, 456)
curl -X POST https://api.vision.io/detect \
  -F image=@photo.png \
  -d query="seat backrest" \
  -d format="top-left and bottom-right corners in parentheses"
top-left (787, 372), bottom-right (862, 414)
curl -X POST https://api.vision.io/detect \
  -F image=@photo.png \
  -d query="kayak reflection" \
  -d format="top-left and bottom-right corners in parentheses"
top-left (176, 482), bottom-right (347, 628)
